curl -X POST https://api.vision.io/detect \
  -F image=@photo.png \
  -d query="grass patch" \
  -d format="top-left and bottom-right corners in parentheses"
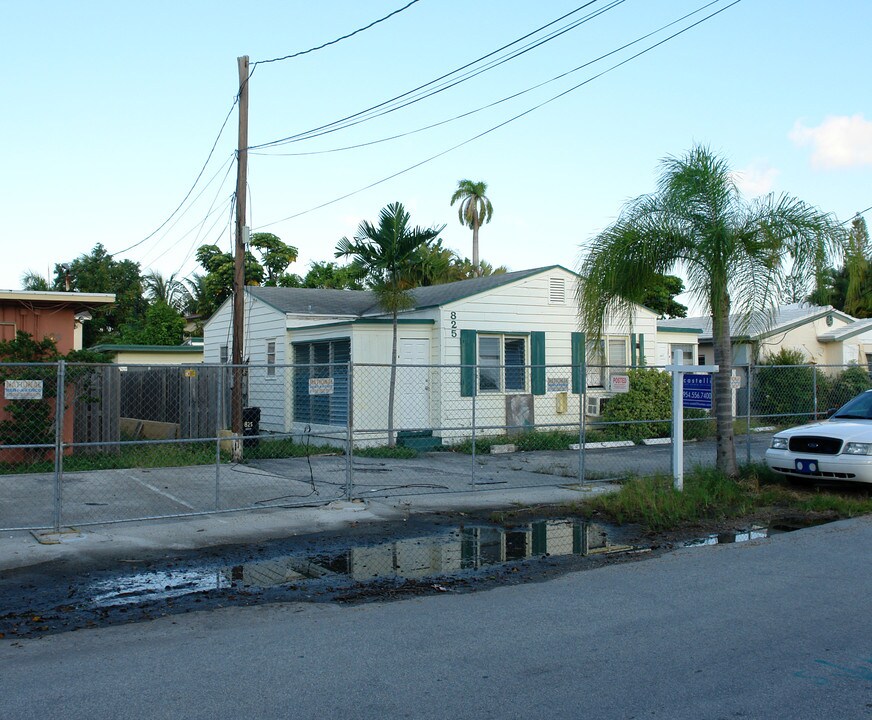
top-left (450, 430), bottom-right (578, 454)
top-left (585, 464), bottom-right (872, 532)
top-left (354, 446), bottom-right (419, 459)
top-left (243, 437), bottom-right (342, 459)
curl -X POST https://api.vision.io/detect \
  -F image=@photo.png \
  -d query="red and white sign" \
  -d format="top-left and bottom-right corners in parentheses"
top-left (609, 375), bottom-right (630, 393)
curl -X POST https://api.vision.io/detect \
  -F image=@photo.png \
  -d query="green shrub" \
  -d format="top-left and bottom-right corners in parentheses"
top-left (751, 348), bottom-right (822, 423)
top-left (825, 364), bottom-right (872, 411)
top-left (597, 368), bottom-right (714, 443)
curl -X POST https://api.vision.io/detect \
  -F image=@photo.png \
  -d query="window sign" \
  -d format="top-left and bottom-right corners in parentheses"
top-left (308, 377), bottom-right (335, 395)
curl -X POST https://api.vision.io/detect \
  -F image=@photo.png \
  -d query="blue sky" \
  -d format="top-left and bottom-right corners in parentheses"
top-left (4, 0), bottom-right (871, 312)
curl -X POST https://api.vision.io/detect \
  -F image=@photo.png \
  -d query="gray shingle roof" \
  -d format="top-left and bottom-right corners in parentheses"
top-left (657, 303), bottom-right (849, 341)
top-left (247, 266), bottom-right (566, 318)
top-left (817, 318), bottom-right (872, 342)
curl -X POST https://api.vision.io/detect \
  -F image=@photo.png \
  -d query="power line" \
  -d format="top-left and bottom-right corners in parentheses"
top-left (252, 0), bottom-right (723, 158)
top-left (253, 0), bottom-right (424, 65)
top-left (253, 0), bottom-right (627, 151)
top-left (843, 205), bottom-right (872, 224)
top-left (254, 0), bottom-right (741, 230)
top-left (114, 98), bottom-right (240, 257)
top-left (249, 0), bottom-right (609, 151)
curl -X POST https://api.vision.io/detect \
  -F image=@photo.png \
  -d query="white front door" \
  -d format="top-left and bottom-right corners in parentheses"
top-left (395, 338), bottom-right (430, 429)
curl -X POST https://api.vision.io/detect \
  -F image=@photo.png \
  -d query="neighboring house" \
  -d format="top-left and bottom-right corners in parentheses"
top-left (203, 266), bottom-right (659, 444)
top-left (658, 303), bottom-right (864, 369)
top-left (654, 325), bottom-right (704, 367)
top-left (89, 343), bottom-right (204, 365)
top-left (0, 289), bottom-right (115, 353)
top-left (0, 289), bottom-right (115, 463)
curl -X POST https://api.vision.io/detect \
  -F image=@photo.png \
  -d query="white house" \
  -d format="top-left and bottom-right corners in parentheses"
top-left (203, 266), bottom-right (659, 444)
top-left (658, 303), bottom-right (867, 369)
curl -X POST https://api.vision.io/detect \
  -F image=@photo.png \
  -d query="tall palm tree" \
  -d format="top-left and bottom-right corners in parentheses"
top-left (143, 270), bottom-right (189, 312)
top-left (20, 270), bottom-right (50, 291)
top-left (578, 145), bottom-right (843, 476)
top-left (336, 202), bottom-right (445, 446)
top-left (450, 179), bottom-right (493, 275)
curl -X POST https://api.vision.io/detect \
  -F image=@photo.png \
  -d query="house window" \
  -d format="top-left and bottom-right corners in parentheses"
top-left (219, 345), bottom-right (228, 364)
top-left (586, 336), bottom-right (629, 388)
top-left (478, 335), bottom-right (526, 392)
top-left (866, 353), bottom-right (872, 374)
top-left (293, 339), bottom-right (350, 425)
top-left (549, 277), bottom-right (566, 304)
top-left (266, 339), bottom-right (276, 377)
top-left (670, 343), bottom-right (695, 366)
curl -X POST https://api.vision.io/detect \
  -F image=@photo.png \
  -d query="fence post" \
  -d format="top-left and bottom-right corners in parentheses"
top-left (346, 361), bottom-right (354, 500)
top-left (812, 363), bottom-right (818, 420)
top-left (215, 366), bottom-right (223, 510)
top-left (53, 360), bottom-right (66, 532)
top-left (578, 390), bottom-right (586, 484)
top-left (746, 364), bottom-right (752, 465)
top-left (470, 383), bottom-right (477, 489)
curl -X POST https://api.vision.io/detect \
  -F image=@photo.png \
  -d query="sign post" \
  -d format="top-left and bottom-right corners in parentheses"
top-left (666, 350), bottom-right (718, 491)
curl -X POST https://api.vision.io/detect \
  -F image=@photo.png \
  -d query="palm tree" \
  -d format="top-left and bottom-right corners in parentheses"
top-left (450, 179), bottom-right (493, 275)
top-left (143, 270), bottom-right (189, 312)
top-left (336, 202), bottom-right (445, 446)
top-left (20, 270), bottom-right (50, 291)
top-left (578, 145), bottom-right (843, 476)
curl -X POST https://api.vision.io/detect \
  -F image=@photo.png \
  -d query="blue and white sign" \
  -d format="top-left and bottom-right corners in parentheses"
top-left (682, 374), bottom-right (712, 409)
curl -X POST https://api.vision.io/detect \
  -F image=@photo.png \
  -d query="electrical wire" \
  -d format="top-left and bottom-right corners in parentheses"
top-left (254, 0), bottom-right (741, 230)
top-left (114, 100), bottom-right (240, 256)
top-left (253, 0), bottom-right (424, 65)
top-left (253, 0), bottom-right (626, 150)
top-left (252, 0), bottom-right (723, 158)
top-left (843, 205), bottom-right (872, 224)
top-left (249, 0), bottom-right (611, 151)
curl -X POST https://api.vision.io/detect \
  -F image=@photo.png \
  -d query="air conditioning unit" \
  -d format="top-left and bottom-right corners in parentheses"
top-left (586, 396), bottom-right (610, 416)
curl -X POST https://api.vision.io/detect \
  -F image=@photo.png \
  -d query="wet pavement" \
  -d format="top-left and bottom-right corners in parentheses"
top-left (0, 513), bottom-right (798, 639)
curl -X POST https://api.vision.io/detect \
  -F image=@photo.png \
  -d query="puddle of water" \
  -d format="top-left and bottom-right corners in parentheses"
top-left (86, 519), bottom-right (642, 608)
top-left (682, 526), bottom-right (770, 547)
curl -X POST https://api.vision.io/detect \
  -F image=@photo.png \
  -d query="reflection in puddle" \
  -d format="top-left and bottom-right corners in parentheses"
top-left (88, 519), bottom-right (640, 607)
top-left (682, 526), bottom-right (770, 547)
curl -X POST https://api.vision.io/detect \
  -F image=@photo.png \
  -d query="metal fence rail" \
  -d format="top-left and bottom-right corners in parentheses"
top-left (0, 360), bottom-right (868, 530)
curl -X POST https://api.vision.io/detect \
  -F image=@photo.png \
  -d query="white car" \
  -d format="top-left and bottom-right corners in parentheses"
top-left (765, 389), bottom-right (872, 485)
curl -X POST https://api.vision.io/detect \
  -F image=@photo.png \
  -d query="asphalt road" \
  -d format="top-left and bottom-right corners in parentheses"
top-left (1, 515), bottom-right (869, 720)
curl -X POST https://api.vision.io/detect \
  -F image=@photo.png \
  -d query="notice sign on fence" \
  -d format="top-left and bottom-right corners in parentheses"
top-left (308, 377), bottom-right (334, 395)
top-left (609, 375), bottom-right (630, 393)
top-left (4, 379), bottom-right (43, 400)
top-left (682, 374), bottom-right (712, 409)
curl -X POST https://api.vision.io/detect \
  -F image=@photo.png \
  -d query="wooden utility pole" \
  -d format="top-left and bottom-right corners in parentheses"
top-left (231, 55), bottom-right (249, 462)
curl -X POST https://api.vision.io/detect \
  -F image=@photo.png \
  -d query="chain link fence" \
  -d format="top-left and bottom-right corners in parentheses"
top-left (1, 360), bottom-right (868, 531)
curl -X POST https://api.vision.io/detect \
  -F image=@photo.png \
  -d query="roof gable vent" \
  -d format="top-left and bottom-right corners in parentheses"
top-left (549, 277), bottom-right (566, 305)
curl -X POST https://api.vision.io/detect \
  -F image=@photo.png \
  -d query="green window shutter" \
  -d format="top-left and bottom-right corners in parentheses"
top-left (460, 329), bottom-right (476, 397)
top-left (638, 334), bottom-right (646, 366)
top-left (571, 332), bottom-right (586, 394)
top-left (531, 331), bottom-right (546, 395)
top-left (630, 333), bottom-right (637, 367)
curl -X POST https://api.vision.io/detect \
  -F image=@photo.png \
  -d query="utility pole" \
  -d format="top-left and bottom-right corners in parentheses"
top-left (231, 55), bottom-right (249, 462)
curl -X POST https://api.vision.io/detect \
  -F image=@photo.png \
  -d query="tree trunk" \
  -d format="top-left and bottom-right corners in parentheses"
top-left (711, 298), bottom-right (738, 476)
top-left (472, 217), bottom-right (480, 275)
top-left (387, 310), bottom-right (398, 447)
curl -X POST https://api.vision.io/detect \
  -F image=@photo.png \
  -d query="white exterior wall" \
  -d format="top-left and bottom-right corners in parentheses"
top-left (432, 269), bottom-right (657, 441)
top-left (655, 331), bottom-right (701, 367)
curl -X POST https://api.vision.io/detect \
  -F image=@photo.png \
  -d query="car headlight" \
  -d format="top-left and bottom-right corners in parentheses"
top-left (770, 437), bottom-right (788, 450)
top-left (843, 442), bottom-right (872, 455)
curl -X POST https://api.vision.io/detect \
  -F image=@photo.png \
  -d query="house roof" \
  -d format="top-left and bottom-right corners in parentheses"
top-left (90, 344), bottom-right (204, 354)
top-left (0, 290), bottom-right (115, 307)
top-left (657, 303), bottom-right (853, 342)
top-left (817, 318), bottom-right (872, 343)
top-left (246, 266), bottom-right (570, 318)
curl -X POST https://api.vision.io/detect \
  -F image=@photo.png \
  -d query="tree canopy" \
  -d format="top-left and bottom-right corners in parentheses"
top-left (578, 145), bottom-right (843, 476)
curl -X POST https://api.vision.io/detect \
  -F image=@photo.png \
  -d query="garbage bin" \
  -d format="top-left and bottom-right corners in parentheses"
top-left (242, 406), bottom-right (261, 448)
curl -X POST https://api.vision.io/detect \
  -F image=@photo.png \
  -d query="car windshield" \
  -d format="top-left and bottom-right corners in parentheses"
top-left (831, 391), bottom-right (872, 420)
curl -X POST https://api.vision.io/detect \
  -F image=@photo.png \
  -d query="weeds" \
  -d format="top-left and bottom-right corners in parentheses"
top-left (586, 463), bottom-right (872, 531)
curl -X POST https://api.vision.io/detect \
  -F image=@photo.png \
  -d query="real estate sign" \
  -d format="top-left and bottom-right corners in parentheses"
top-left (682, 374), bottom-right (711, 409)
